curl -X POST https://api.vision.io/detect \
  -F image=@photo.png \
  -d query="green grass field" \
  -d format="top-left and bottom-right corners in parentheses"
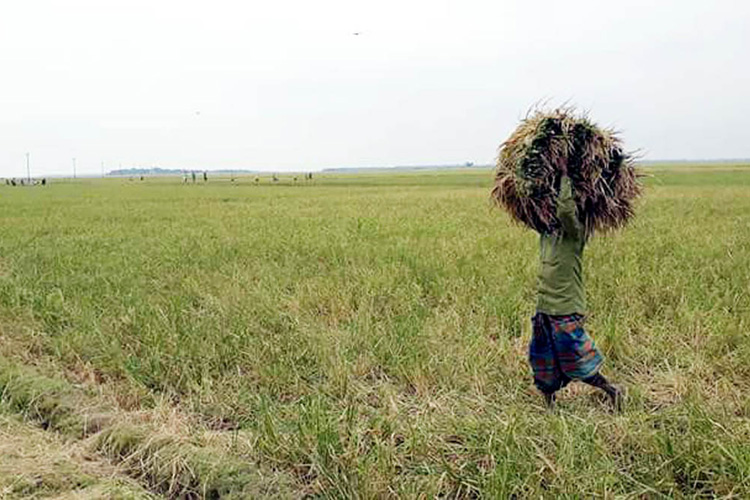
top-left (1, 166), bottom-right (749, 498)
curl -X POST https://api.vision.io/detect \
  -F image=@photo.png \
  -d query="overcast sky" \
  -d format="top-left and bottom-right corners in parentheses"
top-left (1, 0), bottom-right (748, 176)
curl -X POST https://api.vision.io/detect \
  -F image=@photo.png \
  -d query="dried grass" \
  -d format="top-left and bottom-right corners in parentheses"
top-left (492, 107), bottom-right (642, 236)
top-left (0, 414), bottom-right (152, 499)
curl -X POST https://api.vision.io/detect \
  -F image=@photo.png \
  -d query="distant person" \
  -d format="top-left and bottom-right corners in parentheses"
top-left (191, 171), bottom-right (196, 183)
top-left (183, 173), bottom-right (188, 184)
top-left (10, 178), bottom-right (16, 186)
top-left (140, 175), bottom-right (144, 181)
top-left (203, 171), bottom-right (208, 182)
top-left (41, 178), bottom-right (47, 186)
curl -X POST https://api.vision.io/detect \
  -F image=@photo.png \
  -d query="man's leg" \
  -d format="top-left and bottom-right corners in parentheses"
top-left (530, 313), bottom-right (568, 410)
top-left (582, 373), bottom-right (623, 411)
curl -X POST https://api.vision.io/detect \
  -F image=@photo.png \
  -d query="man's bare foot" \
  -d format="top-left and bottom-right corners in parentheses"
top-left (543, 392), bottom-right (556, 410)
top-left (606, 385), bottom-right (624, 413)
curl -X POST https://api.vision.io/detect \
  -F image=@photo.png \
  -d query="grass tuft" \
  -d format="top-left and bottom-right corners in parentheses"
top-left (0, 359), bottom-right (86, 436)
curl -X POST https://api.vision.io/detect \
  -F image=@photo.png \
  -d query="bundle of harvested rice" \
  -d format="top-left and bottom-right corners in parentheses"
top-left (491, 108), bottom-right (642, 236)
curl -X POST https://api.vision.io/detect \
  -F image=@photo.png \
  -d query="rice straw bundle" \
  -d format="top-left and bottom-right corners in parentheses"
top-left (491, 108), bottom-right (642, 236)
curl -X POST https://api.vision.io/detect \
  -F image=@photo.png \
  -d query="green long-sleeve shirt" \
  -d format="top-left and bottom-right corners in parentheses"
top-left (536, 176), bottom-right (587, 315)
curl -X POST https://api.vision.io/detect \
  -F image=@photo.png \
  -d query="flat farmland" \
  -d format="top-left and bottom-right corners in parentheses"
top-left (1, 166), bottom-right (749, 498)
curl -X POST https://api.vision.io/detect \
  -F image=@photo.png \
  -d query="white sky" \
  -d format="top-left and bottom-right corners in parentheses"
top-left (1, 0), bottom-right (748, 176)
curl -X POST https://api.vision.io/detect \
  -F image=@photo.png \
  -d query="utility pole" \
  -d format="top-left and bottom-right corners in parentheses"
top-left (26, 153), bottom-right (30, 184)
top-left (73, 157), bottom-right (77, 179)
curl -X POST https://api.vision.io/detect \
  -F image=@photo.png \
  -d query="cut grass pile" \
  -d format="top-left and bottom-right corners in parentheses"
top-left (0, 410), bottom-right (153, 499)
top-left (0, 167), bottom-right (749, 496)
top-left (0, 359), bottom-right (292, 497)
top-left (492, 108), bottom-right (641, 236)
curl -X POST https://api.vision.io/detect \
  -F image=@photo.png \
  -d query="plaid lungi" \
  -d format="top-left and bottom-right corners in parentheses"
top-left (529, 312), bottom-right (603, 393)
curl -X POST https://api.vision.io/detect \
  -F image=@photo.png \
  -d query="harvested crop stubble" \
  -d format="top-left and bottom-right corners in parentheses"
top-left (491, 108), bottom-right (642, 236)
